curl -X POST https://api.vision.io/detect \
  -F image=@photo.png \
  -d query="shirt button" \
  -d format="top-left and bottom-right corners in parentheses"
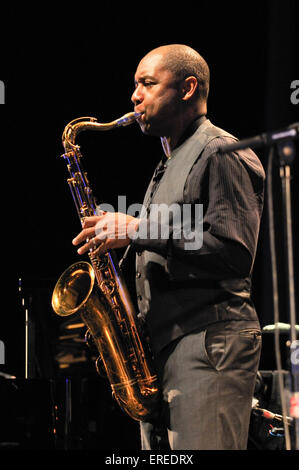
top-left (137, 295), bottom-right (142, 301)
top-left (136, 272), bottom-right (141, 279)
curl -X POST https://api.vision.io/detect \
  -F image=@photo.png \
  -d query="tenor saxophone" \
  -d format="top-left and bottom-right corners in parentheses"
top-left (52, 112), bottom-right (159, 422)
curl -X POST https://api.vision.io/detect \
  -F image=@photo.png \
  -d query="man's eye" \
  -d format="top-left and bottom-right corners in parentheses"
top-left (144, 81), bottom-right (154, 87)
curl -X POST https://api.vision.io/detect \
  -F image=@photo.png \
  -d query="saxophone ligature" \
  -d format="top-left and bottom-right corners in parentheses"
top-left (51, 111), bottom-right (159, 422)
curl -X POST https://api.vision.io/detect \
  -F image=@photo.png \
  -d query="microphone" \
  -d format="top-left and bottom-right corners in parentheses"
top-left (219, 122), bottom-right (299, 152)
top-left (252, 400), bottom-right (293, 425)
top-left (253, 406), bottom-right (293, 425)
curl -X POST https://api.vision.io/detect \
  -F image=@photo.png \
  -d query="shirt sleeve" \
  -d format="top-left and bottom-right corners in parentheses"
top-left (131, 140), bottom-right (265, 281)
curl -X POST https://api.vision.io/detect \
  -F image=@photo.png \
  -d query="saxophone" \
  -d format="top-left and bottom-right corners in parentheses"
top-left (51, 112), bottom-right (159, 422)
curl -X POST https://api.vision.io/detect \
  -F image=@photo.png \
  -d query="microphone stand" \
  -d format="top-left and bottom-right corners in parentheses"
top-left (18, 278), bottom-right (36, 379)
top-left (276, 140), bottom-right (299, 450)
top-left (220, 125), bottom-right (299, 449)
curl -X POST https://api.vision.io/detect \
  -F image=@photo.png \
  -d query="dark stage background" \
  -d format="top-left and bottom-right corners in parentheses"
top-left (1, 0), bottom-right (298, 451)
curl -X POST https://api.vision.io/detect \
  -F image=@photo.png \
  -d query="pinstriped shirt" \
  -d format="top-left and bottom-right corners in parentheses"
top-left (131, 117), bottom-right (265, 354)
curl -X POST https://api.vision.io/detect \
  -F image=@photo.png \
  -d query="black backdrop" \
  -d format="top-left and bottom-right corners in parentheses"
top-left (0, 0), bottom-right (299, 450)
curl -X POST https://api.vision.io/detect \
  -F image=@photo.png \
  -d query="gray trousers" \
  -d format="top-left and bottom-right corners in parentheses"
top-left (140, 320), bottom-right (262, 450)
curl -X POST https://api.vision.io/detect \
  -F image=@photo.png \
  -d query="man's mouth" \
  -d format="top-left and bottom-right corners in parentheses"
top-left (135, 109), bottom-right (145, 120)
top-left (137, 113), bottom-right (146, 125)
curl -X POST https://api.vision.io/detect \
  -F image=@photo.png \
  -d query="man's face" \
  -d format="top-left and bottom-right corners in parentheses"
top-left (131, 53), bottom-right (182, 137)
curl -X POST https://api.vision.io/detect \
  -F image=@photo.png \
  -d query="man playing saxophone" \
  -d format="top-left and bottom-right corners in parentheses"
top-left (72, 44), bottom-right (265, 450)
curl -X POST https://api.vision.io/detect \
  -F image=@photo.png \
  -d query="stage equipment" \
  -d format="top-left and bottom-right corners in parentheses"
top-left (220, 123), bottom-right (299, 450)
top-left (218, 122), bottom-right (299, 153)
top-left (52, 112), bottom-right (159, 422)
top-left (249, 370), bottom-right (295, 450)
top-left (0, 377), bottom-right (140, 450)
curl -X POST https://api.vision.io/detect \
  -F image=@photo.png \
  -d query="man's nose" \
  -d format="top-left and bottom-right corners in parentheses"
top-left (131, 86), bottom-right (143, 105)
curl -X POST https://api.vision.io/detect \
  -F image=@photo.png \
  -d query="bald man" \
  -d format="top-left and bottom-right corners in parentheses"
top-left (73, 45), bottom-right (265, 450)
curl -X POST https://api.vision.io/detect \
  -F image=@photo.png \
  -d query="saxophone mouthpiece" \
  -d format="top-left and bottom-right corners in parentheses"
top-left (117, 112), bottom-right (144, 127)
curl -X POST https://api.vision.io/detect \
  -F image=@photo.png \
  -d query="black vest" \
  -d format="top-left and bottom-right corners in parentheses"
top-left (135, 120), bottom-right (259, 354)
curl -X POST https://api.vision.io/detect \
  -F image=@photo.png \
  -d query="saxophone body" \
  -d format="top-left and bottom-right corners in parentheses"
top-left (52, 112), bottom-right (159, 422)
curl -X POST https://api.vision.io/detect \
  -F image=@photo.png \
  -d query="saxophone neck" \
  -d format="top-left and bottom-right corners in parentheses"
top-left (62, 112), bottom-right (142, 151)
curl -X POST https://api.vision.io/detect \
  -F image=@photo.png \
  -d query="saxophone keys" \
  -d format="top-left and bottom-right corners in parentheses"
top-left (89, 253), bottom-right (109, 270)
top-left (100, 279), bottom-right (115, 295)
top-left (84, 329), bottom-right (95, 350)
top-left (95, 355), bottom-right (107, 378)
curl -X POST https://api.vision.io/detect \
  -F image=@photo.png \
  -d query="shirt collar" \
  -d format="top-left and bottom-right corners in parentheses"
top-left (161, 115), bottom-right (207, 160)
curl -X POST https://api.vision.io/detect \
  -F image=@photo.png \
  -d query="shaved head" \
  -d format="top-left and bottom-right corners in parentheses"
top-left (142, 44), bottom-right (210, 101)
top-left (132, 44), bottom-right (210, 146)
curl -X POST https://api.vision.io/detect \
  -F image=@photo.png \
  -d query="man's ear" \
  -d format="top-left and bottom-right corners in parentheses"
top-left (181, 76), bottom-right (198, 101)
